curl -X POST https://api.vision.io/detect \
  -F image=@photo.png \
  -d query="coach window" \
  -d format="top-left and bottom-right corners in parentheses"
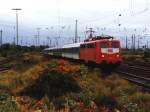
top-left (85, 44), bottom-right (87, 48)
top-left (87, 44), bottom-right (90, 48)
top-left (81, 44), bottom-right (85, 48)
top-left (87, 43), bottom-right (95, 48)
top-left (112, 42), bottom-right (119, 48)
top-left (92, 43), bottom-right (95, 48)
top-left (101, 42), bottom-right (108, 48)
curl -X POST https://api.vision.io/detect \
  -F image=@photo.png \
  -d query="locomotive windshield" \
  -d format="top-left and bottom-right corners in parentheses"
top-left (101, 42), bottom-right (108, 48)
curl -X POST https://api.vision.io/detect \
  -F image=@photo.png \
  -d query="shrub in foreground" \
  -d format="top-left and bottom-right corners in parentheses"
top-left (94, 95), bottom-right (118, 110)
top-left (20, 71), bottom-right (80, 99)
top-left (0, 92), bottom-right (19, 112)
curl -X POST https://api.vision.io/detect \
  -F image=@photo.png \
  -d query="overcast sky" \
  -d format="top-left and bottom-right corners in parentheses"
top-left (0, 0), bottom-right (150, 47)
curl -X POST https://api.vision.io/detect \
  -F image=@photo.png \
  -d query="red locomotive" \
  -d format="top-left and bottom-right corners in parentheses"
top-left (44, 35), bottom-right (122, 66)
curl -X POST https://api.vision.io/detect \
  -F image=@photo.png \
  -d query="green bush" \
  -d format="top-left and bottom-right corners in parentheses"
top-left (0, 44), bottom-right (48, 57)
top-left (20, 71), bottom-right (80, 99)
top-left (94, 95), bottom-right (118, 109)
top-left (143, 49), bottom-right (150, 58)
top-left (123, 102), bottom-right (139, 112)
top-left (76, 90), bottom-right (92, 106)
top-left (47, 60), bottom-right (58, 69)
top-left (77, 65), bottom-right (88, 77)
top-left (0, 92), bottom-right (19, 112)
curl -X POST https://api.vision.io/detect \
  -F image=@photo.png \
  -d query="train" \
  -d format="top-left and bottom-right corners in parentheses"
top-left (43, 35), bottom-right (122, 66)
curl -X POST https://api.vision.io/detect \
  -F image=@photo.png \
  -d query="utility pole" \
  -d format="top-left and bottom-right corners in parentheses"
top-left (12, 8), bottom-right (22, 45)
top-left (0, 30), bottom-right (2, 46)
top-left (131, 34), bottom-right (136, 51)
top-left (21, 39), bottom-right (23, 45)
top-left (134, 34), bottom-right (136, 50)
top-left (137, 36), bottom-right (142, 49)
top-left (132, 34), bottom-right (136, 51)
top-left (125, 36), bottom-right (128, 49)
top-left (147, 41), bottom-right (149, 49)
top-left (75, 20), bottom-right (78, 43)
top-left (34, 35), bottom-right (38, 46)
top-left (37, 28), bottom-right (41, 46)
top-left (47, 37), bottom-right (51, 47)
top-left (131, 34), bottom-right (134, 50)
top-left (78, 36), bottom-right (80, 42)
top-left (138, 37), bottom-right (140, 49)
top-left (46, 28), bottom-right (52, 47)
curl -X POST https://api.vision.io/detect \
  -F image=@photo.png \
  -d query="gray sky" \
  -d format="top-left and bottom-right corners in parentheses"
top-left (0, 0), bottom-right (150, 47)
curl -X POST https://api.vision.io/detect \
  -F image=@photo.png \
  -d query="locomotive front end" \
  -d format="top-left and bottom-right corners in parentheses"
top-left (99, 39), bottom-right (122, 65)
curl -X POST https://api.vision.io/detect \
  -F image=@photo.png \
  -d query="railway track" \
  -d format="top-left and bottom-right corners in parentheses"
top-left (116, 71), bottom-right (150, 88)
top-left (116, 61), bottom-right (150, 89)
top-left (125, 60), bottom-right (150, 68)
top-left (0, 67), bottom-right (10, 72)
top-left (0, 59), bottom-right (11, 72)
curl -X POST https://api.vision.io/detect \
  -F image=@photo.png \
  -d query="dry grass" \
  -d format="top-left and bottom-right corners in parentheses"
top-left (0, 52), bottom-right (48, 94)
top-left (0, 62), bottom-right (47, 94)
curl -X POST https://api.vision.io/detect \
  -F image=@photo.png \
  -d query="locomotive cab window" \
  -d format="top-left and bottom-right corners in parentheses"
top-left (81, 43), bottom-right (95, 48)
top-left (112, 42), bottom-right (119, 48)
top-left (100, 42), bottom-right (108, 48)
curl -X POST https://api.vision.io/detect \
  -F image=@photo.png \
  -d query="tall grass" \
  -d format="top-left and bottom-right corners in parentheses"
top-left (0, 92), bottom-right (19, 112)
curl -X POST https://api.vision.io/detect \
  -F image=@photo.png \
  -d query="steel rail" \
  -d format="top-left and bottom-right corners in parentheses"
top-left (116, 70), bottom-right (150, 88)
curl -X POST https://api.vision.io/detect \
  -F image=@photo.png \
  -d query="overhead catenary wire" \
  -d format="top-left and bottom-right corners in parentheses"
top-left (129, 0), bottom-right (149, 16)
top-left (78, 0), bottom-right (149, 28)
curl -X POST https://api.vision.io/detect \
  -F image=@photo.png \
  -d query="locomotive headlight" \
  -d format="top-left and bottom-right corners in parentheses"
top-left (101, 55), bottom-right (105, 58)
top-left (116, 54), bottom-right (119, 57)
